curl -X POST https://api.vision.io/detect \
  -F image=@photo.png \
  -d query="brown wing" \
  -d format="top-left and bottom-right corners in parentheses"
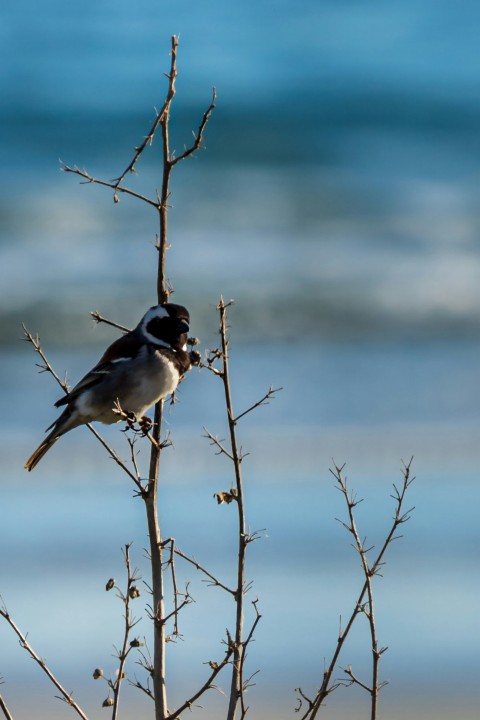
top-left (54, 331), bottom-right (141, 408)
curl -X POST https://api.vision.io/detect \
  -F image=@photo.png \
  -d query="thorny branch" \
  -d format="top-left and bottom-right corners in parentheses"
top-left (234, 386), bottom-right (282, 424)
top-left (238, 600), bottom-right (262, 720)
top-left (22, 325), bottom-right (144, 493)
top-left (173, 546), bottom-right (236, 596)
top-left (112, 42), bottom-right (178, 190)
top-left (334, 464), bottom-right (387, 719)
top-left (296, 458), bottom-right (414, 720)
top-left (90, 311), bottom-right (129, 334)
top-left (0, 601), bottom-right (89, 720)
top-left (160, 539), bottom-right (198, 639)
top-left (170, 87), bottom-right (216, 167)
top-left (0, 686), bottom-right (13, 720)
top-left (216, 298), bottom-right (248, 720)
top-left (167, 644), bottom-right (235, 720)
top-left (61, 165), bottom-right (159, 208)
top-left (203, 427), bottom-right (234, 461)
top-left (204, 298), bottom-right (273, 720)
top-left (106, 545), bottom-right (142, 719)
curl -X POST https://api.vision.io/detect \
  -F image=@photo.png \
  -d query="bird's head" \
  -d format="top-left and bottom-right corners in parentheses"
top-left (140, 304), bottom-right (190, 351)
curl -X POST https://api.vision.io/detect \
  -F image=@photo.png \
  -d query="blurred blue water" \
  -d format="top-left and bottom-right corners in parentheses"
top-left (1, 1), bottom-right (480, 718)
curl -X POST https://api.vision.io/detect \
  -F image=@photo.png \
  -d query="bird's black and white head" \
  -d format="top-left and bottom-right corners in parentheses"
top-left (139, 304), bottom-right (190, 351)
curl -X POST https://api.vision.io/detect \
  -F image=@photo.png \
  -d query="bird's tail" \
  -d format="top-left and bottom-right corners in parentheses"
top-left (25, 429), bottom-right (61, 472)
top-left (25, 406), bottom-right (79, 472)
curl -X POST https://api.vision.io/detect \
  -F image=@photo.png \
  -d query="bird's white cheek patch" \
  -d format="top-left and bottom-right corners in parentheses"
top-left (142, 332), bottom-right (171, 348)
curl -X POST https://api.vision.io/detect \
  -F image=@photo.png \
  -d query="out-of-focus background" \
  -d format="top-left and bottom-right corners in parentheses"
top-left (1, 1), bottom-right (479, 718)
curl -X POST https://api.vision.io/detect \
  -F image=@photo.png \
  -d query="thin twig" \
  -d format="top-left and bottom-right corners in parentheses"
top-left (217, 298), bottom-right (247, 720)
top-left (163, 540), bottom-right (180, 636)
top-left (239, 600), bottom-right (262, 719)
top-left (62, 164), bottom-right (159, 208)
top-left (167, 646), bottom-right (234, 720)
top-left (90, 311), bottom-right (130, 334)
top-left (203, 427), bottom-right (234, 461)
top-left (0, 604), bottom-right (89, 720)
top-left (112, 86), bottom-right (177, 189)
top-left (111, 545), bottom-right (141, 720)
top-left (173, 547), bottom-right (236, 596)
top-left (140, 38), bottom-right (181, 719)
top-left (22, 325), bottom-right (69, 392)
top-left (170, 87), bottom-right (217, 167)
top-left (342, 665), bottom-right (372, 694)
top-left (334, 464), bottom-right (382, 718)
top-left (0, 692), bottom-right (13, 720)
top-left (233, 386), bottom-right (282, 424)
top-left (297, 459), bottom-right (414, 719)
top-left (87, 424), bottom-right (145, 491)
top-left (23, 324), bottom-right (144, 491)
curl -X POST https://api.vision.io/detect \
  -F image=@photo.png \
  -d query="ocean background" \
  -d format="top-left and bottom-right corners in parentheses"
top-left (1, 1), bottom-right (480, 718)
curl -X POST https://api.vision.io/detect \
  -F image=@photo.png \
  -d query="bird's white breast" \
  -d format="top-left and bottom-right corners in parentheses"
top-left (76, 347), bottom-right (181, 424)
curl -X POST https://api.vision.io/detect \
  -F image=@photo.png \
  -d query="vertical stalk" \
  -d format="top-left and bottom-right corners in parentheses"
top-left (218, 300), bottom-right (246, 720)
top-left (143, 35), bottom-right (178, 720)
top-left (157, 38), bottom-right (177, 305)
top-left (145, 402), bottom-right (166, 720)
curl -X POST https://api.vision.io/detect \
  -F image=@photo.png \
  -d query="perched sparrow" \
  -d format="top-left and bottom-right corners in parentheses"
top-left (25, 303), bottom-right (194, 472)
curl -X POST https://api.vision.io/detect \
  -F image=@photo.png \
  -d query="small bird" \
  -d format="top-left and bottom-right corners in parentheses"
top-left (25, 303), bottom-right (195, 471)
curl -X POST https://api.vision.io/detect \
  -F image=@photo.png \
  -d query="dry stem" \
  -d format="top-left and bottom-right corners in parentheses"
top-left (22, 326), bottom-right (143, 492)
top-left (110, 545), bottom-right (141, 719)
top-left (0, 602), bottom-right (89, 720)
top-left (296, 459), bottom-right (414, 719)
top-left (0, 691), bottom-right (13, 720)
top-left (173, 546), bottom-right (236, 596)
top-left (215, 299), bottom-right (248, 720)
top-left (334, 465), bottom-right (386, 719)
top-left (167, 644), bottom-right (235, 720)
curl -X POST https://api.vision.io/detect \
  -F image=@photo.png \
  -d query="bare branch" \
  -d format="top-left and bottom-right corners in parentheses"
top-left (0, 691), bottom-right (13, 720)
top-left (113, 38), bottom-right (179, 188)
top-left (167, 646), bottom-right (234, 720)
top-left (23, 325), bottom-right (69, 393)
top-left (203, 427), bottom-right (234, 461)
top-left (299, 459), bottom-right (415, 719)
top-left (239, 600), bottom-right (262, 719)
top-left (170, 87), bottom-right (217, 166)
top-left (0, 603), bottom-right (89, 720)
top-left (110, 544), bottom-right (141, 720)
top-left (234, 386), bottom-right (282, 424)
top-left (173, 546), bottom-right (236, 596)
top-left (23, 323), bottom-right (147, 493)
top-left (214, 299), bottom-right (250, 720)
top-left (86, 424), bottom-right (145, 492)
top-left (341, 665), bottom-right (372, 694)
top-left (62, 164), bottom-right (159, 208)
top-left (333, 463), bottom-right (383, 717)
top-left (90, 311), bottom-right (130, 334)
